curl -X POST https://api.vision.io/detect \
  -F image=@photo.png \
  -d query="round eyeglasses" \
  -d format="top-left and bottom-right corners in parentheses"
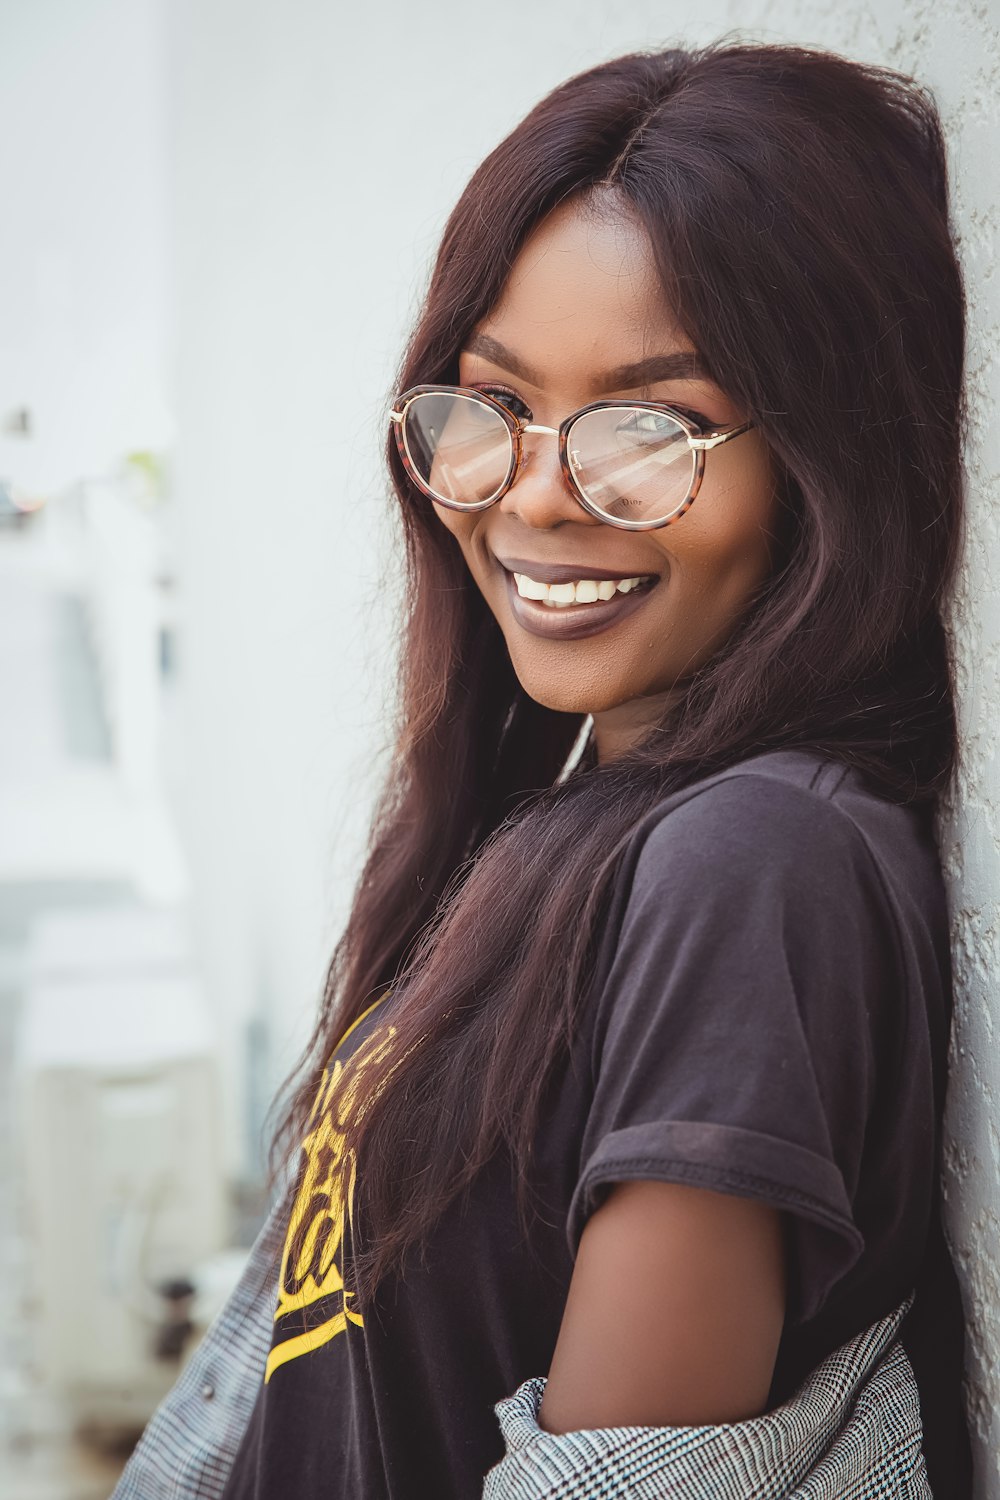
top-left (390, 384), bottom-right (755, 531)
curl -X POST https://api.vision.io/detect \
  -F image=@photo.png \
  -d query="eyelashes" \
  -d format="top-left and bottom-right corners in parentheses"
top-left (465, 379), bottom-right (714, 431)
top-left (668, 404), bottom-right (711, 427)
top-left (468, 382), bottom-right (533, 421)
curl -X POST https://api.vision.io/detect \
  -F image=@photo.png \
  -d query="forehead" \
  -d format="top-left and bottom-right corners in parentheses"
top-left (471, 194), bottom-right (691, 384)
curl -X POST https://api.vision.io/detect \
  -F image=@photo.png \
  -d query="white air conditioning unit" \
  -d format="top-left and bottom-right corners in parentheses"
top-left (13, 906), bottom-right (228, 1434)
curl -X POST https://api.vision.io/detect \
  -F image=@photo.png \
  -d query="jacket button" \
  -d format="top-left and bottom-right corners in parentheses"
top-left (201, 1382), bottom-right (215, 1400)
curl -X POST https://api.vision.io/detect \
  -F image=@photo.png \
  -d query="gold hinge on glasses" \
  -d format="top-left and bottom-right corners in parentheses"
top-left (688, 421), bottom-right (754, 450)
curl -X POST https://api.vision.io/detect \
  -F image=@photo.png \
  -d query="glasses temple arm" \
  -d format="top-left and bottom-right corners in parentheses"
top-left (689, 419), bottom-right (755, 451)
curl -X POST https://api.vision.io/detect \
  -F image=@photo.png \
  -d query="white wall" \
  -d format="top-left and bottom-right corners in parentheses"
top-left (166, 2), bottom-right (1000, 1489)
top-left (0, 0), bottom-right (169, 494)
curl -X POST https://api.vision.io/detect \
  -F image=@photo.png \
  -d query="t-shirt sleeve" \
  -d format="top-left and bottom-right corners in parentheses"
top-left (568, 772), bottom-right (899, 1325)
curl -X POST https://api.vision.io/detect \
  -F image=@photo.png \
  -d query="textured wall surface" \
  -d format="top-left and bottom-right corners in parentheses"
top-left (708, 2), bottom-right (1000, 1489)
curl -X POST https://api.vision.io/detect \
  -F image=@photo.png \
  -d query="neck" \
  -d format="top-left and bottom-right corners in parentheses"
top-left (592, 690), bottom-right (681, 764)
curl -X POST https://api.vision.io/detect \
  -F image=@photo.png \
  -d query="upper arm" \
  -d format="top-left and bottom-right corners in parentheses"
top-left (567, 777), bottom-right (890, 1329)
top-left (539, 1179), bottom-right (786, 1434)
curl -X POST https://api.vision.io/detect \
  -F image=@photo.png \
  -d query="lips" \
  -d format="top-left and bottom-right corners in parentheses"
top-left (495, 554), bottom-right (661, 585)
top-left (498, 563), bottom-right (659, 641)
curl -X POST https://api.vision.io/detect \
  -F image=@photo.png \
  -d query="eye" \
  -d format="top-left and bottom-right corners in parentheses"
top-left (469, 383), bottom-right (533, 422)
top-left (625, 402), bottom-right (713, 430)
top-left (613, 408), bottom-right (690, 445)
top-left (669, 405), bottom-right (711, 428)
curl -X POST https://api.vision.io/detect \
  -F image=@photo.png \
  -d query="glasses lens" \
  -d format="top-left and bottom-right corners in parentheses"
top-left (566, 406), bottom-right (694, 524)
top-left (401, 391), bottom-right (513, 505)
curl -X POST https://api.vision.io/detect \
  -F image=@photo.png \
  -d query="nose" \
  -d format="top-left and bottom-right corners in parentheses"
top-left (498, 426), bottom-right (602, 531)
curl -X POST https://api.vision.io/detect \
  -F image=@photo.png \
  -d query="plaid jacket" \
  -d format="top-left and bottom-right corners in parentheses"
top-left (112, 1179), bottom-right (929, 1500)
top-left (483, 1300), bottom-right (931, 1499)
top-left (111, 1188), bottom-right (289, 1500)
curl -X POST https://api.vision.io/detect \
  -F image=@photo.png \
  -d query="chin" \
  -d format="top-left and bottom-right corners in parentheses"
top-left (511, 670), bottom-right (636, 717)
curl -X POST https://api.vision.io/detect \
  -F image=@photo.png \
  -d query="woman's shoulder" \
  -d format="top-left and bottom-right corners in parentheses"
top-left (584, 746), bottom-right (948, 1141)
top-left (625, 747), bottom-right (937, 891)
top-left (605, 748), bottom-right (948, 986)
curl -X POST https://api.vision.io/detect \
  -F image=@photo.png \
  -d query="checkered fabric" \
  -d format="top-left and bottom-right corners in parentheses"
top-left (483, 1298), bottom-right (930, 1499)
top-left (112, 1191), bottom-right (927, 1500)
top-left (110, 1185), bottom-right (291, 1500)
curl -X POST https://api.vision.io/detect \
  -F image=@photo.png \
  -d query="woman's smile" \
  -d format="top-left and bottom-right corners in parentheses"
top-left (497, 555), bottom-right (660, 640)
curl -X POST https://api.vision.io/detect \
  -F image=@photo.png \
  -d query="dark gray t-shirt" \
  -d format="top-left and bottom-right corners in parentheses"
top-left (221, 748), bottom-right (969, 1500)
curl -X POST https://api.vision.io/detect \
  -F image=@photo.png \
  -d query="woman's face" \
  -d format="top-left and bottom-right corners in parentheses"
top-left (433, 193), bottom-right (781, 762)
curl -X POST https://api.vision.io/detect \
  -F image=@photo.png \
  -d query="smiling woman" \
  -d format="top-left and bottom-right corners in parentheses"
top-left (113, 37), bottom-right (971, 1500)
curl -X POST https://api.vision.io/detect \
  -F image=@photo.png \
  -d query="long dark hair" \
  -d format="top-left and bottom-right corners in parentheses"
top-left (267, 41), bottom-right (965, 1305)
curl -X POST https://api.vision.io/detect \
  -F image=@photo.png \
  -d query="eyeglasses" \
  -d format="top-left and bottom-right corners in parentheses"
top-left (390, 384), bottom-right (755, 530)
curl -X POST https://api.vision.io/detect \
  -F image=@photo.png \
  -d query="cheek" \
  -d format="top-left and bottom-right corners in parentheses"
top-left (430, 500), bottom-right (459, 536)
top-left (429, 505), bottom-right (498, 604)
top-left (658, 460), bottom-right (779, 610)
top-left (431, 503), bottom-right (478, 561)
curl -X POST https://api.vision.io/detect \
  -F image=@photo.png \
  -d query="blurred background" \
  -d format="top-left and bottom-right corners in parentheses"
top-left (1, 1), bottom-right (998, 1496)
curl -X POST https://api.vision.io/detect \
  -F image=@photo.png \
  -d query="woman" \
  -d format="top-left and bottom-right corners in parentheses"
top-left (114, 39), bottom-right (971, 1500)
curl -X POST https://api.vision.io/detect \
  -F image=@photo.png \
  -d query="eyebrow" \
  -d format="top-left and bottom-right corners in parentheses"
top-left (463, 332), bottom-right (710, 392)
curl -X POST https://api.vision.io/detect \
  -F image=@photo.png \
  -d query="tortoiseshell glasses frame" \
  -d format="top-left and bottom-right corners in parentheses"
top-left (389, 383), bottom-right (756, 531)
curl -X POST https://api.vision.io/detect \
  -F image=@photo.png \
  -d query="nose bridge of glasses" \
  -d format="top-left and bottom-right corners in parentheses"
top-left (517, 420), bottom-right (565, 484)
top-left (502, 417), bottom-right (585, 523)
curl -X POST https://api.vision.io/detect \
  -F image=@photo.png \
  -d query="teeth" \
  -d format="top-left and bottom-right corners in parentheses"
top-left (516, 573), bottom-right (549, 601)
top-left (512, 572), bottom-right (650, 607)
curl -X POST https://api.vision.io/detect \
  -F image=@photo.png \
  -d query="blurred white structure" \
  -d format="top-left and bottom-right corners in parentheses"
top-left (0, 0), bottom-right (182, 909)
top-left (78, 479), bottom-right (164, 799)
top-left (14, 907), bottom-right (226, 1433)
top-left (0, 0), bottom-right (170, 498)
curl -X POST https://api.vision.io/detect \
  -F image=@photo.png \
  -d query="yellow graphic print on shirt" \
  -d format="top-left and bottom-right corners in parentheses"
top-left (265, 994), bottom-right (395, 1383)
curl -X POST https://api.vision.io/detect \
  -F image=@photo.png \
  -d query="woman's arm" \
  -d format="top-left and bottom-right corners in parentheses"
top-left (538, 1180), bottom-right (786, 1434)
